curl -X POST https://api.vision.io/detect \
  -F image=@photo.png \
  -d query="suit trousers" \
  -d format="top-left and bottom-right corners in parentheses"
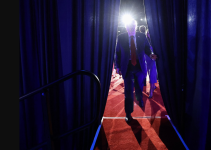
top-left (145, 54), bottom-right (157, 83)
top-left (124, 60), bottom-right (145, 114)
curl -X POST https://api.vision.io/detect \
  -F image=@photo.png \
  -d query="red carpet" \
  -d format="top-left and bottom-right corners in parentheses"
top-left (95, 74), bottom-right (186, 150)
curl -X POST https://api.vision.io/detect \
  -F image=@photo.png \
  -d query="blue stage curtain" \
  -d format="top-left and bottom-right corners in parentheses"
top-left (145, 0), bottom-right (211, 149)
top-left (144, 0), bottom-right (186, 136)
top-left (19, 0), bottom-right (120, 149)
top-left (19, 0), bottom-right (64, 149)
top-left (185, 0), bottom-right (211, 150)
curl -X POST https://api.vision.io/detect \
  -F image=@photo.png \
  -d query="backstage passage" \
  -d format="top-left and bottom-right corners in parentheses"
top-left (94, 74), bottom-right (186, 150)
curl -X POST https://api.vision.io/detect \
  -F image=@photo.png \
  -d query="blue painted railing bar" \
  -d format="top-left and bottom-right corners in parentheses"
top-left (19, 70), bottom-right (101, 150)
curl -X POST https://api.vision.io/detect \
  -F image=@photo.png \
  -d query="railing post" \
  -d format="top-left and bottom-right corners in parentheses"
top-left (45, 89), bottom-right (55, 150)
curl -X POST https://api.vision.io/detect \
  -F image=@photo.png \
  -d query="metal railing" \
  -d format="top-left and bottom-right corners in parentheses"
top-left (19, 70), bottom-right (101, 150)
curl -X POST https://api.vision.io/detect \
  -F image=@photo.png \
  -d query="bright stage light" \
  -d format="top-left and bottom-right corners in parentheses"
top-left (122, 14), bottom-right (133, 25)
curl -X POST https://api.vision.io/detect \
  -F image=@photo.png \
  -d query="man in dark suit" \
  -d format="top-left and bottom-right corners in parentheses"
top-left (115, 19), bottom-right (157, 122)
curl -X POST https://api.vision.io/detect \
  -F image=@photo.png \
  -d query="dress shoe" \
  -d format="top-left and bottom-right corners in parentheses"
top-left (149, 88), bottom-right (153, 98)
top-left (149, 85), bottom-right (156, 98)
top-left (125, 113), bottom-right (132, 122)
top-left (149, 91), bottom-right (153, 98)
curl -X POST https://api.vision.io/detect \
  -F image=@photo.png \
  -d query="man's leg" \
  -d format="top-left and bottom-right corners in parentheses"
top-left (149, 61), bottom-right (157, 98)
top-left (123, 72), bottom-right (134, 115)
top-left (143, 77), bottom-right (146, 86)
top-left (134, 71), bottom-right (145, 107)
top-left (149, 61), bottom-right (157, 84)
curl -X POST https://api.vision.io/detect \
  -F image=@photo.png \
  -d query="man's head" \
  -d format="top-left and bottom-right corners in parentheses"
top-left (139, 25), bottom-right (146, 34)
top-left (125, 19), bottom-right (137, 36)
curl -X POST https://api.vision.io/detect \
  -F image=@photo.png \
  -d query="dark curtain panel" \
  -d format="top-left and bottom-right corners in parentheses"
top-left (144, 0), bottom-right (186, 134)
top-left (56, 0), bottom-right (120, 149)
top-left (19, 0), bottom-right (120, 149)
top-left (185, 0), bottom-right (211, 150)
top-left (19, 0), bottom-right (63, 149)
top-left (144, 0), bottom-right (211, 150)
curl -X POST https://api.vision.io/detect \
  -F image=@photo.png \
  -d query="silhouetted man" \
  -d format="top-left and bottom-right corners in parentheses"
top-left (115, 19), bottom-right (157, 122)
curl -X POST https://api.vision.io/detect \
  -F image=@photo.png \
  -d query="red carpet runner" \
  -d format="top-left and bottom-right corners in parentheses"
top-left (95, 74), bottom-right (186, 150)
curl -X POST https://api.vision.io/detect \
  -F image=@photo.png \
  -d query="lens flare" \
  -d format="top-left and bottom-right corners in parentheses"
top-left (122, 14), bottom-right (133, 25)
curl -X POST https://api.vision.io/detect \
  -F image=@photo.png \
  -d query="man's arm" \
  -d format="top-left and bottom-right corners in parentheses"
top-left (144, 37), bottom-right (157, 60)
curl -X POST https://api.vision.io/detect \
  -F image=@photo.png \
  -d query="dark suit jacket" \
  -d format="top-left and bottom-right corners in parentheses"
top-left (115, 32), bottom-right (152, 79)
